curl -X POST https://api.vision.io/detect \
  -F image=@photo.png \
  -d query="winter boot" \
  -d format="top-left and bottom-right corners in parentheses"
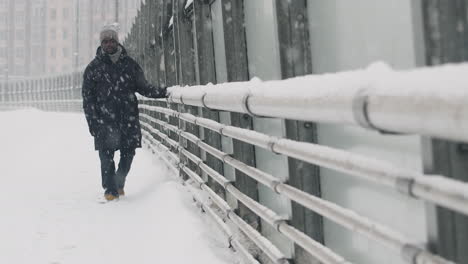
top-left (117, 188), bottom-right (125, 196)
top-left (104, 189), bottom-right (119, 201)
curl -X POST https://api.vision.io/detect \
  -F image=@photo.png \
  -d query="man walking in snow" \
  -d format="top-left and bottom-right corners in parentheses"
top-left (82, 25), bottom-right (167, 201)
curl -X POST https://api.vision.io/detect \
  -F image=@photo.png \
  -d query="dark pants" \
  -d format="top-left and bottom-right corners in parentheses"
top-left (98, 148), bottom-right (136, 194)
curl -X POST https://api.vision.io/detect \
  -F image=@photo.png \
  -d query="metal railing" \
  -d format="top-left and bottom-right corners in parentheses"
top-left (0, 71), bottom-right (83, 112)
top-left (168, 63), bottom-right (468, 143)
top-left (2, 63), bottom-right (467, 264)
top-left (138, 63), bottom-right (468, 264)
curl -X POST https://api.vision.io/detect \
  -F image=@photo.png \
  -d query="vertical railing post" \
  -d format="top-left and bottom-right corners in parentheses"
top-left (192, 0), bottom-right (225, 197)
top-left (14, 82), bottom-right (18, 107)
top-left (174, 0), bottom-right (201, 180)
top-left (275, 1), bottom-right (324, 263)
top-left (19, 82), bottom-right (24, 108)
top-left (421, 1), bottom-right (468, 263)
top-left (221, 0), bottom-right (260, 228)
top-left (143, 0), bottom-right (151, 79)
top-left (147, 0), bottom-right (158, 85)
top-left (26, 80), bottom-right (32, 107)
top-left (162, 0), bottom-right (177, 87)
top-left (5, 81), bottom-right (10, 104)
top-left (0, 82), bottom-right (4, 106)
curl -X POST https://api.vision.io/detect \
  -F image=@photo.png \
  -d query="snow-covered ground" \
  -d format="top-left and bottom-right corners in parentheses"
top-left (0, 109), bottom-right (236, 264)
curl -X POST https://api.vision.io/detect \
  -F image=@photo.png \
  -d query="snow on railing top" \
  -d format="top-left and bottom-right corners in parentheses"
top-left (168, 62), bottom-right (468, 143)
top-left (185, 0), bottom-right (194, 9)
top-left (169, 16), bottom-right (173, 28)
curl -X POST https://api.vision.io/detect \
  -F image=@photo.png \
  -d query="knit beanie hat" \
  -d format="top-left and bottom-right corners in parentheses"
top-left (100, 24), bottom-right (119, 43)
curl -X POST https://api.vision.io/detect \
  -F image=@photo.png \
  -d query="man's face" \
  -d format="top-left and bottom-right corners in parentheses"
top-left (101, 38), bottom-right (118, 54)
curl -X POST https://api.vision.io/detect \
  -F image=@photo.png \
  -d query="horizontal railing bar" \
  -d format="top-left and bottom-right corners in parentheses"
top-left (228, 209), bottom-right (290, 264)
top-left (181, 125), bottom-right (401, 256)
top-left (141, 128), bottom-right (178, 160)
top-left (231, 239), bottom-right (261, 264)
top-left (277, 224), bottom-right (347, 264)
top-left (195, 140), bottom-right (225, 159)
top-left (144, 131), bottom-right (258, 264)
top-left (152, 120), bottom-right (228, 164)
top-left (181, 170), bottom-right (260, 264)
top-left (140, 103), bottom-right (172, 114)
top-left (146, 112), bottom-right (453, 264)
top-left (181, 159), bottom-right (344, 264)
top-left (141, 110), bottom-right (287, 190)
top-left (182, 163), bottom-right (205, 186)
top-left (193, 191), bottom-right (234, 240)
top-left (182, 154), bottom-right (350, 264)
top-left (145, 117), bottom-right (333, 264)
top-left (180, 129), bottom-right (282, 190)
top-left (138, 105), bottom-right (468, 217)
top-left (199, 179), bottom-right (291, 264)
top-left (140, 115), bottom-right (175, 139)
top-left (167, 63), bottom-right (468, 143)
top-left (0, 87), bottom-right (77, 94)
top-left (274, 185), bottom-right (451, 264)
top-left (142, 136), bottom-right (180, 175)
top-left (182, 168), bottom-right (261, 264)
top-left (200, 184), bottom-right (231, 214)
top-left (140, 121), bottom-right (179, 149)
top-left (185, 157), bottom-right (287, 228)
top-left (140, 113), bottom-right (177, 131)
top-left (0, 90), bottom-right (76, 94)
top-left (141, 123), bottom-right (182, 173)
top-left (199, 162), bottom-right (231, 188)
top-left (179, 148), bottom-right (290, 264)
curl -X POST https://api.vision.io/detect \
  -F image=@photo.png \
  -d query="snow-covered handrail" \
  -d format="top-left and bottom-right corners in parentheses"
top-left (139, 110), bottom-right (454, 264)
top-left (168, 63), bottom-right (468, 143)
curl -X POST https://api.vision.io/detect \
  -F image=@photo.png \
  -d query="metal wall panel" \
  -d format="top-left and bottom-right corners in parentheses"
top-left (422, 1), bottom-right (468, 262)
top-left (212, 0), bottom-right (259, 226)
top-left (244, 0), bottom-right (294, 258)
top-left (308, 0), bottom-right (423, 73)
top-left (307, 1), bottom-right (427, 263)
top-left (210, 0), bottom-right (236, 198)
top-left (210, 1), bottom-right (228, 84)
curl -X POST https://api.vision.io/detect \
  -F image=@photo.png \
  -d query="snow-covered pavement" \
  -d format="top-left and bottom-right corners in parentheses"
top-left (0, 109), bottom-right (236, 264)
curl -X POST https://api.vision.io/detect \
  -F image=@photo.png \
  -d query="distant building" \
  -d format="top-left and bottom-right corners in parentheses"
top-left (0, 0), bottom-right (45, 78)
top-left (45, 0), bottom-right (73, 74)
top-left (30, 0), bottom-right (47, 76)
top-left (0, 0), bottom-right (141, 78)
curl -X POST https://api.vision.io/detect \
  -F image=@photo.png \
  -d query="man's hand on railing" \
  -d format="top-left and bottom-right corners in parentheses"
top-left (165, 86), bottom-right (173, 99)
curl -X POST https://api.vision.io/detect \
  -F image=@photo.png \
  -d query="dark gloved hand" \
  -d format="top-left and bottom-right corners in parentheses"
top-left (164, 86), bottom-right (171, 98)
top-left (90, 123), bottom-right (100, 137)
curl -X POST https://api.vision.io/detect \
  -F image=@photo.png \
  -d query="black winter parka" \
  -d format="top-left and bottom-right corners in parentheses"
top-left (82, 45), bottom-right (166, 150)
